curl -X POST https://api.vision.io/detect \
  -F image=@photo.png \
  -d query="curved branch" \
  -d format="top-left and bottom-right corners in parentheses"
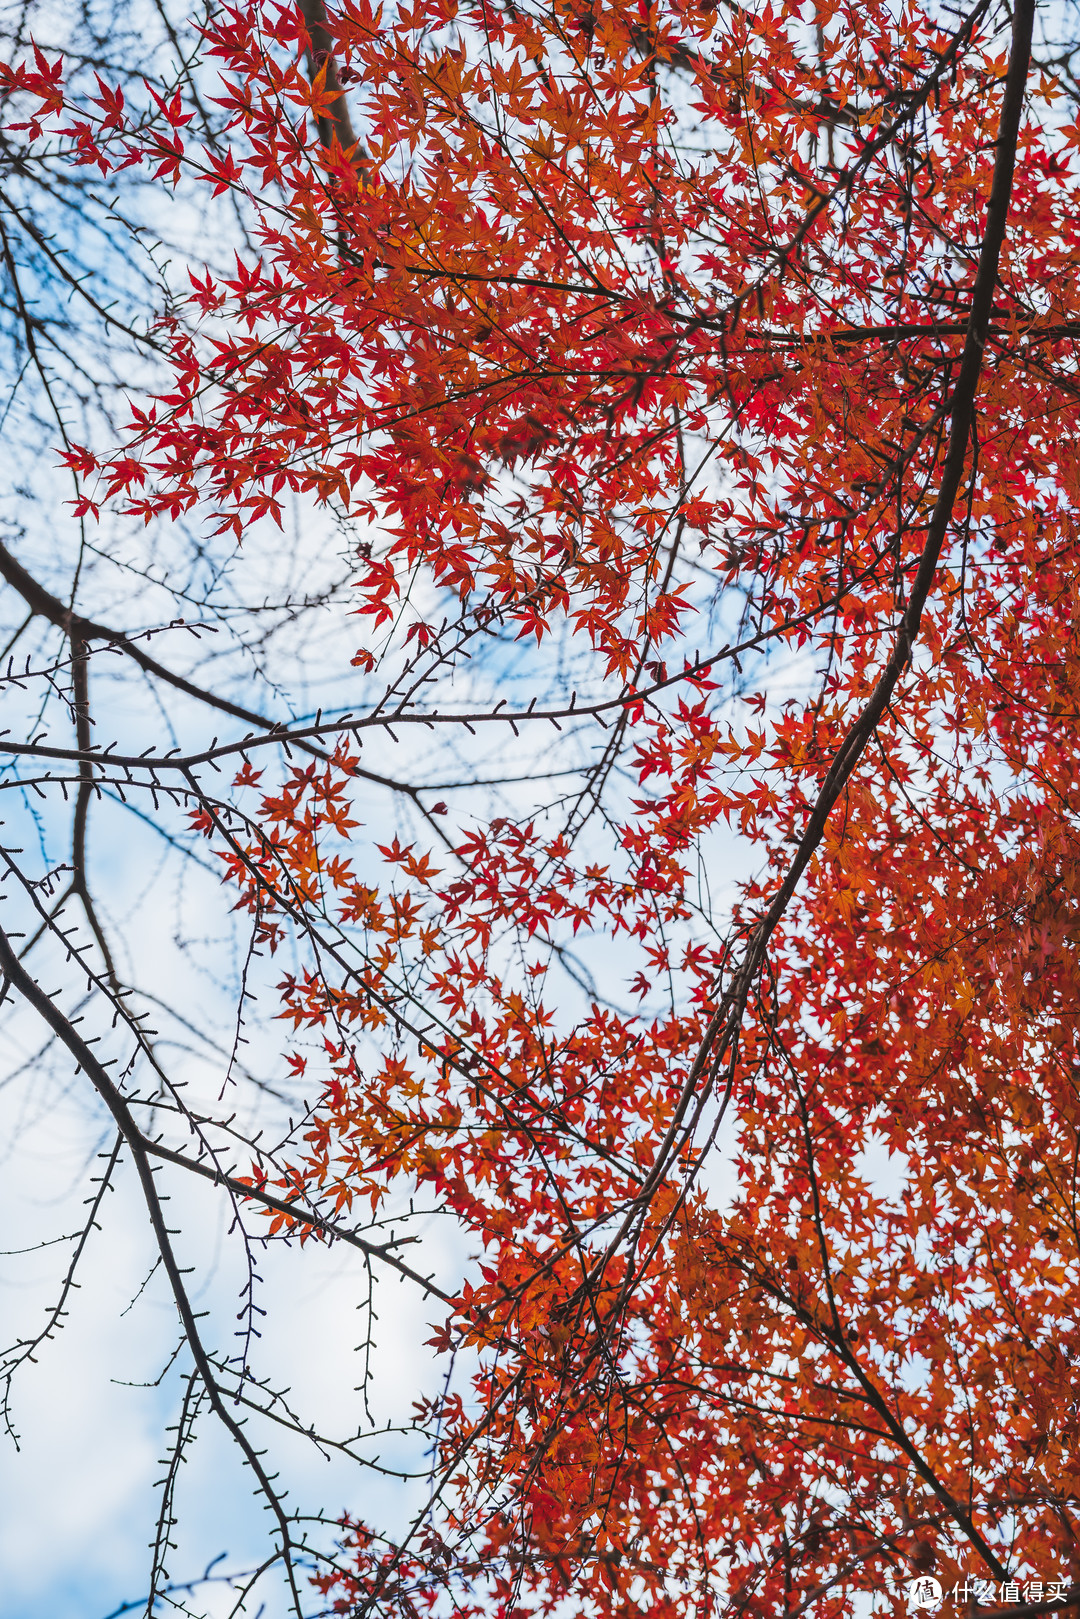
top-left (0, 920), bottom-right (306, 1614)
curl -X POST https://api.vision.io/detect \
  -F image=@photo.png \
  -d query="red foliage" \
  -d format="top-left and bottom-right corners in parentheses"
top-left (12, 0), bottom-right (1080, 1608)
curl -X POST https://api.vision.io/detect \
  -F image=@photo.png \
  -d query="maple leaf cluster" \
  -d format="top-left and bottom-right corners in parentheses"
top-left (9, 0), bottom-right (1080, 1610)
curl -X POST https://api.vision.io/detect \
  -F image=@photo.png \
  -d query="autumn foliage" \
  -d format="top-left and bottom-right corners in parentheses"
top-left (8, 0), bottom-right (1080, 1609)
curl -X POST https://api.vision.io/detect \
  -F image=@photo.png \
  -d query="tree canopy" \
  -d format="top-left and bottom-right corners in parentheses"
top-left (3, 0), bottom-right (1080, 1612)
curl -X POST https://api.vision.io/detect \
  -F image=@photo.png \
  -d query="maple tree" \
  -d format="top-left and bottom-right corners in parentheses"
top-left (7, 0), bottom-right (1080, 1611)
